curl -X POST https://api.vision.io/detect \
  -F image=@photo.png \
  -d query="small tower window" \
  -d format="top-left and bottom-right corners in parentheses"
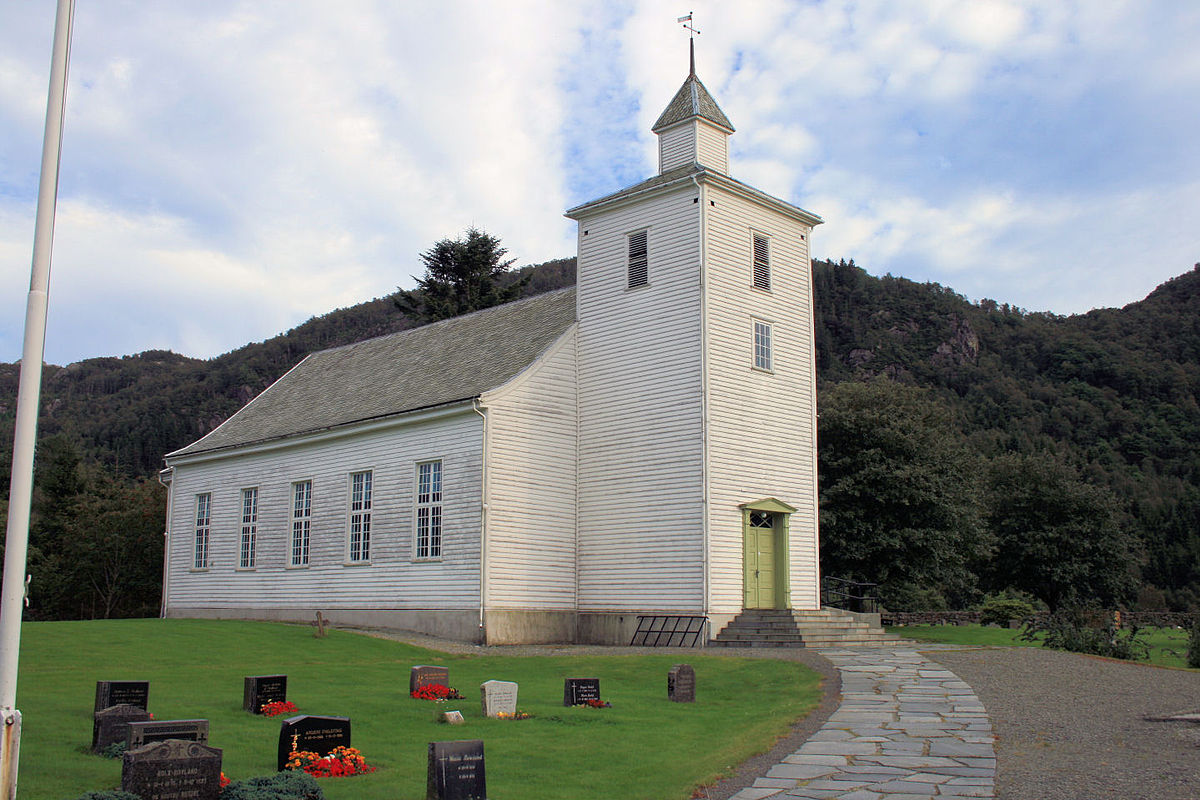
top-left (628, 229), bottom-right (649, 288)
top-left (752, 233), bottom-right (770, 291)
top-left (753, 320), bottom-right (773, 372)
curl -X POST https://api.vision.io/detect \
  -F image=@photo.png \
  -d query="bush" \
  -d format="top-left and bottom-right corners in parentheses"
top-left (70, 793), bottom-right (141, 800)
top-left (1188, 616), bottom-right (1200, 669)
top-left (1021, 606), bottom-right (1148, 661)
top-left (976, 592), bottom-right (1036, 627)
top-left (221, 771), bottom-right (325, 800)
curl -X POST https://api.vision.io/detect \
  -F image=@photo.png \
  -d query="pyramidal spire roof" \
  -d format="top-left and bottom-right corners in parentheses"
top-left (651, 55), bottom-right (734, 134)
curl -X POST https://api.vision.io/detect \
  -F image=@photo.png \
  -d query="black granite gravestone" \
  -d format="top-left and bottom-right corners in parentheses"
top-left (95, 680), bottom-right (150, 713)
top-left (667, 664), bottom-right (696, 702)
top-left (427, 739), bottom-right (486, 800)
top-left (122, 739), bottom-right (222, 800)
top-left (277, 714), bottom-right (351, 771)
top-left (93, 703), bottom-right (152, 752)
top-left (243, 674), bottom-right (288, 713)
top-left (563, 677), bottom-right (601, 706)
top-left (127, 719), bottom-right (209, 749)
top-left (411, 665), bottom-right (450, 694)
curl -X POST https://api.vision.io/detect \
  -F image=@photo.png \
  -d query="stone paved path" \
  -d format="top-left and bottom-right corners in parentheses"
top-left (729, 647), bottom-right (996, 800)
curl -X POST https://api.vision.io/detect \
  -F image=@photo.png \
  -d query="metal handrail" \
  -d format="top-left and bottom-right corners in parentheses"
top-left (821, 576), bottom-right (881, 614)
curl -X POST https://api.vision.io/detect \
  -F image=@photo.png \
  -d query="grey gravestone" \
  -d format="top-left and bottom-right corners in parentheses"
top-left (427, 739), bottom-right (486, 800)
top-left (122, 739), bottom-right (222, 800)
top-left (93, 703), bottom-right (152, 752)
top-left (563, 678), bottom-right (601, 706)
top-left (411, 665), bottom-right (450, 694)
top-left (667, 664), bottom-right (696, 703)
top-left (277, 714), bottom-right (351, 771)
top-left (128, 719), bottom-right (209, 749)
top-left (480, 680), bottom-right (518, 718)
top-left (243, 674), bottom-right (287, 713)
top-left (95, 680), bottom-right (150, 713)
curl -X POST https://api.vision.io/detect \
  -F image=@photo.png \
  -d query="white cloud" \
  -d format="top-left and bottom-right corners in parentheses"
top-left (1, 0), bottom-right (1197, 365)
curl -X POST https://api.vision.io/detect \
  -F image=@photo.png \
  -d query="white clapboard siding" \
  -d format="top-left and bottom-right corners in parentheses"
top-left (703, 184), bottom-right (821, 613)
top-left (696, 120), bottom-right (729, 174)
top-left (658, 122), bottom-right (695, 173)
top-left (480, 327), bottom-right (578, 610)
top-left (164, 409), bottom-right (483, 611)
top-left (575, 182), bottom-right (706, 611)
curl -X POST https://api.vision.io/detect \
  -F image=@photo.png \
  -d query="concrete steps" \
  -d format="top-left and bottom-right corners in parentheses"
top-left (708, 608), bottom-right (903, 648)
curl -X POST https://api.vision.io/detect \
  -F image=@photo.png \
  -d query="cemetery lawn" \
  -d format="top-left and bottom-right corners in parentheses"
top-left (889, 623), bottom-right (1195, 669)
top-left (19, 619), bottom-right (822, 800)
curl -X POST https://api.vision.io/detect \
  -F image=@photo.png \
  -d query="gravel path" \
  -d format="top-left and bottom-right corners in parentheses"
top-left (929, 647), bottom-right (1200, 800)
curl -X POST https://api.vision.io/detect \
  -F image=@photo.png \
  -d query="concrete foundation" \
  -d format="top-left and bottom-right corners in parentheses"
top-left (483, 609), bottom-right (577, 644)
top-left (166, 606), bottom-right (485, 643)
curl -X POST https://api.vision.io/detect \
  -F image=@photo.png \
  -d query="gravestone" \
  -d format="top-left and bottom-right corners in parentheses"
top-left (243, 674), bottom-right (288, 713)
top-left (427, 739), bottom-right (486, 800)
top-left (480, 680), bottom-right (518, 718)
top-left (93, 703), bottom-right (152, 752)
top-left (667, 664), bottom-right (696, 703)
top-left (128, 719), bottom-right (209, 749)
top-left (563, 677), bottom-right (601, 706)
top-left (277, 714), bottom-right (351, 772)
top-left (122, 739), bottom-right (222, 800)
top-left (411, 665), bottom-right (450, 694)
top-left (441, 710), bottom-right (465, 725)
top-left (95, 680), bottom-right (150, 713)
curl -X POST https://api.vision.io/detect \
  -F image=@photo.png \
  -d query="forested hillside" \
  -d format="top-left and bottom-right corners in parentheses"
top-left (1, 256), bottom-right (1197, 616)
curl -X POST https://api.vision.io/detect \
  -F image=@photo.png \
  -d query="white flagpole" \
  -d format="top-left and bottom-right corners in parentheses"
top-left (0, 0), bottom-right (76, 796)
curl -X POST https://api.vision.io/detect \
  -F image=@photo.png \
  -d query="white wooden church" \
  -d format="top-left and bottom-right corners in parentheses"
top-left (161, 56), bottom-right (829, 645)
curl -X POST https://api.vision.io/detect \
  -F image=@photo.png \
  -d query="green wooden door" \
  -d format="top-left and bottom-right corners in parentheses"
top-left (746, 511), bottom-right (776, 608)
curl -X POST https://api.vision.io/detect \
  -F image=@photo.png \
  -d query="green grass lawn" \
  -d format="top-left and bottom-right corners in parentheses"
top-left (17, 619), bottom-right (821, 800)
top-left (888, 623), bottom-right (1195, 669)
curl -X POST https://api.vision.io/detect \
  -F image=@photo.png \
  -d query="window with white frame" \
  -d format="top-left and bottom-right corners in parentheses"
top-left (627, 229), bottom-right (648, 288)
top-left (239, 487), bottom-right (258, 568)
top-left (753, 320), bottom-right (773, 371)
top-left (291, 480), bottom-right (312, 567)
top-left (193, 493), bottom-right (211, 569)
top-left (752, 232), bottom-right (771, 290)
top-left (415, 460), bottom-right (443, 559)
top-left (348, 470), bottom-right (372, 562)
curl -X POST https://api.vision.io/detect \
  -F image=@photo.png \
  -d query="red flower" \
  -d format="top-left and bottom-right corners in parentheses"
top-left (261, 700), bottom-right (299, 717)
top-left (410, 683), bottom-right (463, 701)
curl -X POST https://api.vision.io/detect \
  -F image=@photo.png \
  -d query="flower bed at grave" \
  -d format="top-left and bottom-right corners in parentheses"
top-left (578, 698), bottom-right (611, 708)
top-left (494, 710), bottom-right (531, 720)
top-left (411, 683), bottom-right (463, 701)
top-left (285, 746), bottom-right (377, 778)
top-left (260, 700), bottom-right (299, 717)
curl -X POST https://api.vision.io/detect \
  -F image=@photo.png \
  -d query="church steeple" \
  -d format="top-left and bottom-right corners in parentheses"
top-left (651, 46), bottom-right (734, 174)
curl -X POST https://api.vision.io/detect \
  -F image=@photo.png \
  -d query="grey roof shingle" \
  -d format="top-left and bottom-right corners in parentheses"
top-left (167, 288), bottom-right (577, 458)
top-left (651, 73), bottom-right (734, 133)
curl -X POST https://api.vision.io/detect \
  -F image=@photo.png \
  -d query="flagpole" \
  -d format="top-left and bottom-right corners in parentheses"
top-left (0, 0), bottom-right (76, 796)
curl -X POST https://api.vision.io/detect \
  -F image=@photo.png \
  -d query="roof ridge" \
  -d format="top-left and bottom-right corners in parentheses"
top-left (318, 286), bottom-right (576, 356)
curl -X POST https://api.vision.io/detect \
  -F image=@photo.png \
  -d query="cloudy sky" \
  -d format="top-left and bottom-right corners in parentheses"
top-left (2, 1), bottom-right (1197, 365)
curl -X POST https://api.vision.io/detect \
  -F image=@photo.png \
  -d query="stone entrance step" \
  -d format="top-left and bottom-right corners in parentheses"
top-left (709, 608), bottom-right (903, 648)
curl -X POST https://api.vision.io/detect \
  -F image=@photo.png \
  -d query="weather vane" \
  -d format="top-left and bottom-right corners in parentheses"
top-left (678, 12), bottom-right (699, 73)
top-left (678, 12), bottom-right (699, 38)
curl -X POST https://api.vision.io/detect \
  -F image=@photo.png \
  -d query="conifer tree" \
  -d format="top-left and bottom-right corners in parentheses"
top-left (394, 227), bottom-right (529, 323)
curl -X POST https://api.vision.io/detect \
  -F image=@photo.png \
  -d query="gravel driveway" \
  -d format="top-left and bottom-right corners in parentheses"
top-left (930, 647), bottom-right (1200, 800)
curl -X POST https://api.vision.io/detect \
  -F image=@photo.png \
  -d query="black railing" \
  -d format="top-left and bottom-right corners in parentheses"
top-left (821, 576), bottom-right (880, 614)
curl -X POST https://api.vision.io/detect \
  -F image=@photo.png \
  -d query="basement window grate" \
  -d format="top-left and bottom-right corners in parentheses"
top-left (629, 615), bottom-right (707, 647)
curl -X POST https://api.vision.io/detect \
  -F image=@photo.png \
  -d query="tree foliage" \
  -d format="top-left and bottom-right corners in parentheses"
top-left (393, 227), bottom-right (529, 323)
top-left (983, 453), bottom-right (1136, 610)
top-left (818, 380), bottom-right (988, 609)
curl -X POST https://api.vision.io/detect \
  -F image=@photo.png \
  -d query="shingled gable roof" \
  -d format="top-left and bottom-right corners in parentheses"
top-left (651, 72), bottom-right (734, 134)
top-left (167, 287), bottom-right (577, 459)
